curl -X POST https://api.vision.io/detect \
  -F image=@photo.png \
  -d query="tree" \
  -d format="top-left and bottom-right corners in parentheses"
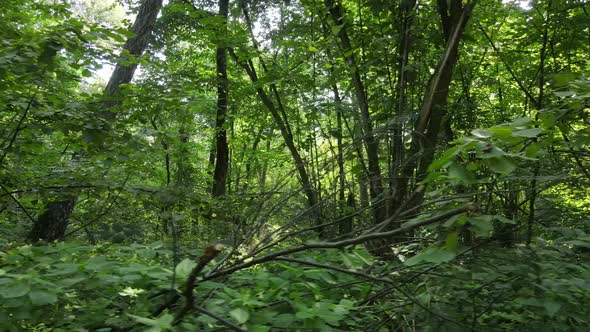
top-left (211, 0), bottom-right (230, 197)
top-left (30, 0), bottom-right (164, 242)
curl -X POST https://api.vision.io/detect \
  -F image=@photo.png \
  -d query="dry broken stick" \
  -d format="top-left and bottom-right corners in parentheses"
top-left (173, 243), bottom-right (224, 325)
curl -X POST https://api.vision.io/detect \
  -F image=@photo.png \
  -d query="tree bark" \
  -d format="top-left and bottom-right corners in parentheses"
top-left (212, 0), bottom-right (230, 197)
top-left (30, 0), bottom-right (164, 243)
top-left (392, 0), bottom-right (476, 212)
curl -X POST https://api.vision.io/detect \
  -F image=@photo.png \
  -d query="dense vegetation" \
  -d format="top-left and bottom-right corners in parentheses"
top-left (1, 0), bottom-right (589, 331)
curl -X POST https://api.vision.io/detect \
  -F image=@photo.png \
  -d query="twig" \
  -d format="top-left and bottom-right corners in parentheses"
top-left (0, 89), bottom-right (37, 167)
top-left (193, 304), bottom-right (246, 332)
top-left (0, 184), bottom-right (36, 224)
top-left (154, 204), bottom-right (476, 316)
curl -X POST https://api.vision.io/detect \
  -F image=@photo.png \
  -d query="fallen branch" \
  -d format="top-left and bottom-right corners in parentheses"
top-left (154, 204), bottom-right (476, 316)
top-left (173, 243), bottom-right (225, 325)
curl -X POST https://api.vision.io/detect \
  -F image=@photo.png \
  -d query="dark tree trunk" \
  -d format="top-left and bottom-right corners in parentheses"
top-left (212, 0), bottom-right (230, 197)
top-left (30, 196), bottom-right (77, 242)
top-left (389, 0), bottom-right (416, 216)
top-left (339, 191), bottom-right (355, 236)
top-left (325, 0), bottom-right (386, 225)
top-left (29, 0), bottom-right (164, 243)
top-left (392, 0), bottom-right (476, 212)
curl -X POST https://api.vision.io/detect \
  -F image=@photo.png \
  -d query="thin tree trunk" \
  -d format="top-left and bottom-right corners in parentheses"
top-left (212, 0), bottom-right (230, 197)
top-left (527, 0), bottom-right (550, 245)
top-left (389, 0), bottom-right (416, 216)
top-left (325, 0), bottom-right (385, 225)
top-left (228, 50), bottom-right (319, 226)
top-left (30, 0), bottom-right (164, 243)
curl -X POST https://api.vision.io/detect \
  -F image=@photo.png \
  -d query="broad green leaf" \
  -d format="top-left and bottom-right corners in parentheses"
top-left (0, 282), bottom-right (30, 298)
top-left (554, 90), bottom-right (575, 97)
top-left (175, 258), bottom-right (196, 281)
top-left (447, 162), bottom-right (476, 184)
top-left (505, 117), bottom-right (532, 126)
top-left (230, 308), bottom-right (250, 324)
top-left (471, 129), bottom-right (492, 138)
top-left (274, 314), bottom-right (295, 327)
top-left (404, 247), bottom-right (456, 266)
top-left (513, 128), bottom-right (543, 138)
top-left (249, 326), bottom-right (271, 332)
top-left (551, 72), bottom-right (576, 87)
top-left (525, 143), bottom-right (539, 158)
top-left (29, 289), bottom-right (58, 305)
top-left (565, 240), bottom-right (590, 249)
top-left (468, 216), bottom-right (494, 237)
top-left (445, 232), bottom-right (459, 252)
top-left (487, 157), bottom-right (516, 174)
top-left (543, 301), bottom-right (562, 317)
top-left (488, 126), bottom-right (513, 140)
top-left (127, 313), bottom-right (173, 330)
top-left (331, 25), bottom-right (343, 36)
top-left (495, 215), bottom-right (516, 224)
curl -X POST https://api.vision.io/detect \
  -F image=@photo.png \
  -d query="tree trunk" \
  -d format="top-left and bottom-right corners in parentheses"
top-left (389, 0), bottom-right (416, 216)
top-left (393, 0), bottom-right (476, 212)
top-left (212, 0), bottom-right (230, 197)
top-left (30, 0), bottom-right (164, 243)
top-left (228, 50), bottom-right (319, 228)
top-left (325, 0), bottom-right (386, 225)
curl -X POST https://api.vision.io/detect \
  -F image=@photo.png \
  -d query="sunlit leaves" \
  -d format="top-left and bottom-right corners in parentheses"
top-left (229, 307), bottom-right (250, 324)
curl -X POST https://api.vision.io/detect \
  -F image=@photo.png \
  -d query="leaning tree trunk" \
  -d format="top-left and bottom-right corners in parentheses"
top-left (30, 0), bottom-right (164, 243)
top-left (392, 0), bottom-right (476, 212)
top-left (362, 0), bottom-right (476, 256)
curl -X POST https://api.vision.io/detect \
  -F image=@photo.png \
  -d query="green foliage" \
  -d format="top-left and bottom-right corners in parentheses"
top-left (1, 0), bottom-right (589, 331)
top-left (0, 243), bottom-right (370, 331)
top-left (0, 242), bottom-right (172, 330)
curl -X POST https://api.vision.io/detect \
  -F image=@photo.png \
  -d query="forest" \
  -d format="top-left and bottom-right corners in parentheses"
top-left (1, 0), bottom-right (589, 330)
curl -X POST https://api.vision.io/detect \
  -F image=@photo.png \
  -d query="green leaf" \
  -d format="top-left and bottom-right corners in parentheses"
top-left (127, 313), bottom-right (173, 330)
top-left (29, 289), bottom-right (58, 305)
top-left (175, 258), bottom-right (196, 281)
top-left (229, 308), bottom-right (250, 324)
top-left (471, 129), bottom-right (492, 138)
top-left (487, 157), bottom-right (516, 174)
top-left (488, 126), bottom-right (513, 140)
top-left (249, 326), bottom-right (271, 332)
top-left (447, 162), bottom-right (476, 184)
top-left (494, 215), bottom-right (516, 224)
top-left (331, 25), bottom-right (343, 36)
top-left (0, 282), bottom-right (30, 298)
top-left (445, 232), bottom-right (459, 252)
top-left (274, 313), bottom-right (295, 327)
top-left (468, 216), bottom-right (494, 237)
top-left (404, 246), bottom-right (456, 266)
top-left (565, 240), bottom-right (590, 249)
top-left (551, 72), bottom-right (576, 87)
top-left (543, 300), bottom-right (562, 317)
top-left (512, 128), bottom-right (542, 138)
top-left (525, 143), bottom-right (539, 158)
